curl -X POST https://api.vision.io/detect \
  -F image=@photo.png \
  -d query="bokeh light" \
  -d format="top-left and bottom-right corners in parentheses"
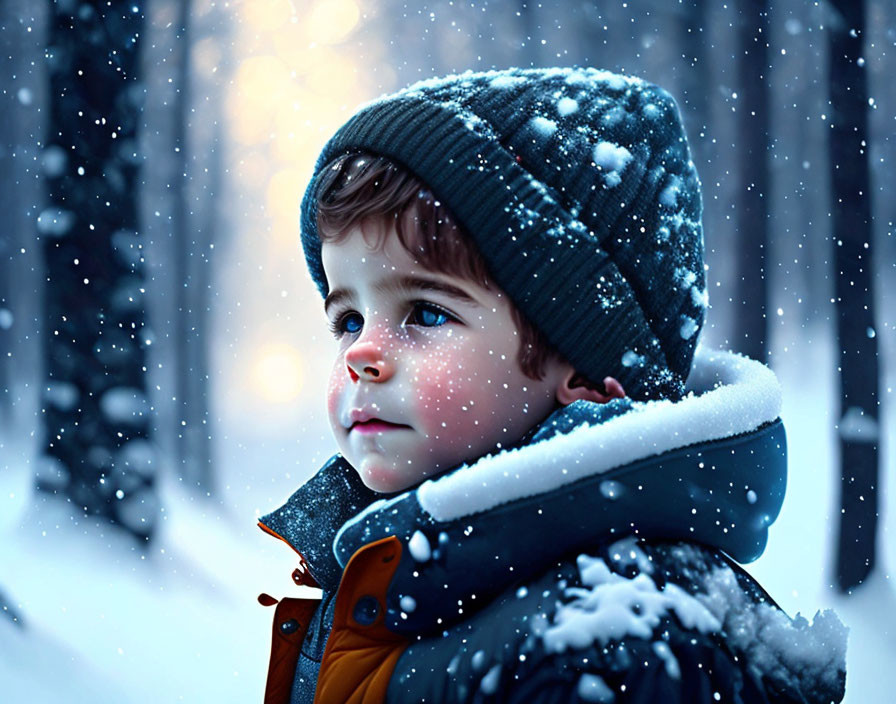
top-left (241, 0), bottom-right (294, 33)
top-left (229, 55), bottom-right (294, 145)
top-left (307, 0), bottom-right (361, 45)
top-left (266, 167), bottom-right (309, 223)
top-left (222, 0), bottom-right (382, 423)
top-left (250, 343), bottom-right (305, 403)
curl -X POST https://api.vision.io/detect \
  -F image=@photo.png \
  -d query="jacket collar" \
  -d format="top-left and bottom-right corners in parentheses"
top-left (258, 454), bottom-right (382, 591)
top-left (260, 348), bottom-right (786, 605)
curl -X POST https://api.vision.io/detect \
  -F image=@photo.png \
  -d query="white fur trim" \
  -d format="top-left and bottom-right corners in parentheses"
top-left (416, 348), bottom-right (782, 522)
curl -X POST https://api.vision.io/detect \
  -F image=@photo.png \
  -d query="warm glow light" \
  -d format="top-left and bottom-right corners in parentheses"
top-left (251, 343), bottom-right (305, 403)
top-left (229, 55), bottom-right (294, 144)
top-left (305, 53), bottom-right (358, 96)
top-left (271, 101), bottom-right (314, 163)
top-left (307, 0), bottom-right (361, 45)
top-left (232, 151), bottom-right (270, 187)
top-left (271, 216), bottom-right (303, 248)
top-left (273, 33), bottom-right (366, 78)
top-left (241, 0), bottom-right (294, 33)
top-left (273, 29), bottom-right (317, 73)
top-left (225, 1), bottom-right (375, 417)
top-left (266, 168), bottom-right (308, 222)
top-left (270, 92), bottom-right (347, 164)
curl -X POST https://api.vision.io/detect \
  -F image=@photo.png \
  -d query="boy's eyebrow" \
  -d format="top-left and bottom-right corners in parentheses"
top-left (324, 275), bottom-right (481, 313)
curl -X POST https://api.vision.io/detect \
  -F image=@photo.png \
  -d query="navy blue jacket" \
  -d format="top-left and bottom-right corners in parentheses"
top-left (259, 351), bottom-right (847, 703)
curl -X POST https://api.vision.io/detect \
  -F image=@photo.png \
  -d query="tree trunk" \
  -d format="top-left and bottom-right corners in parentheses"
top-left (0, 0), bottom-right (47, 427)
top-left (733, 0), bottom-right (771, 362)
top-left (171, 0), bottom-right (215, 494)
top-left (828, 0), bottom-right (879, 592)
top-left (41, 1), bottom-right (156, 542)
top-left (187, 114), bottom-right (220, 494)
top-left (676, 0), bottom-right (712, 172)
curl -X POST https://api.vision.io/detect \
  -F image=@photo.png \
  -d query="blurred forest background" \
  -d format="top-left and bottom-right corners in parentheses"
top-left (0, 0), bottom-right (893, 701)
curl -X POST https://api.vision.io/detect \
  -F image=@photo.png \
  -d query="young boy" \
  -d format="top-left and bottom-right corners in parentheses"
top-left (258, 67), bottom-right (847, 704)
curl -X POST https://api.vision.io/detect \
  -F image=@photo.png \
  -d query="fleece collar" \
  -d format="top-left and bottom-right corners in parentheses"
top-left (260, 348), bottom-right (787, 631)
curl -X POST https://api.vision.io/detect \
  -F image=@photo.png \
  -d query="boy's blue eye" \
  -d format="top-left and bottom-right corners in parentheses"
top-left (409, 302), bottom-right (453, 327)
top-left (343, 313), bottom-right (363, 333)
top-left (331, 312), bottom-right (362, 337)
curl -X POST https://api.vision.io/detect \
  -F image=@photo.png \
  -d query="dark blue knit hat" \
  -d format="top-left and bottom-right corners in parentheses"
top-left (300, 67), bottom-right (706, 401)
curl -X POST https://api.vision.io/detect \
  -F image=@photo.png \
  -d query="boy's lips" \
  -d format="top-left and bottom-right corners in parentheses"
top-left (350, 419), bottom-right (412, 434)
top-left (347, 408), bottom-right (411, 434)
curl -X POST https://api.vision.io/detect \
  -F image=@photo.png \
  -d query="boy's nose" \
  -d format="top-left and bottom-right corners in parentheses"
top-left (345, 341), bottom-right (394, 383)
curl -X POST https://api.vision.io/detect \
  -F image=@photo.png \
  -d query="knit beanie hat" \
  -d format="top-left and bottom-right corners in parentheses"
top-left (299, 67), bottom-right (706, 401)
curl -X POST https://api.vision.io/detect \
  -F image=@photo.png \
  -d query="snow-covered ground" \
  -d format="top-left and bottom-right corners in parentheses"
top-left (1, 320), bottom-right (891, 702)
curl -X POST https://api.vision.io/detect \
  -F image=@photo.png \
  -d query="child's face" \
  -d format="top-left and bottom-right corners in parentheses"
top-left (321, 222), bottom-right (568, 493)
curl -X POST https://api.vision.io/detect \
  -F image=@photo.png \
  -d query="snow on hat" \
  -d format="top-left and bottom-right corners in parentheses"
top-left (299, 67), bottom-right (706, 401)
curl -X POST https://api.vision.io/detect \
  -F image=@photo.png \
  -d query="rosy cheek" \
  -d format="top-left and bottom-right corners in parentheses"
top-left (406, 350), bottom-right (445, 435)
top-left (411, 346), bottom-right (482, 440)
top-left (326, 358), bottom-right (347, 425)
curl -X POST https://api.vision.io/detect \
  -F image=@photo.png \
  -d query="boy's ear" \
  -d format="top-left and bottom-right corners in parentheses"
top-left (555, 368), bottom-right (626, 406)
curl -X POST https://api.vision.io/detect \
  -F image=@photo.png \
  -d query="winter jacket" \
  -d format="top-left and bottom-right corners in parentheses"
top-left (257, 350), bottom-right (847, 704)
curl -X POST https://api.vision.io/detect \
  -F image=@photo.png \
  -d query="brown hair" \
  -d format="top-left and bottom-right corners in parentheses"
top-left (315, 152), bottom-right (564, 381)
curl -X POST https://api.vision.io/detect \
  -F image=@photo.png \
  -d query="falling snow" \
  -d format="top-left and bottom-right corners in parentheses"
top-left (0, 2), bottom-right (888, 702)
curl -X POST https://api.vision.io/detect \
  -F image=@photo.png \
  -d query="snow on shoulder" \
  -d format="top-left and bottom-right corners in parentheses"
top-left (417, 348), bottom-right (782, 522)
top-left (540, 545), bottom-right (846, 701)
top-left (542, 553), bottom-right (722, 654)
top-left (694, 553), bottom-right (848, 699)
